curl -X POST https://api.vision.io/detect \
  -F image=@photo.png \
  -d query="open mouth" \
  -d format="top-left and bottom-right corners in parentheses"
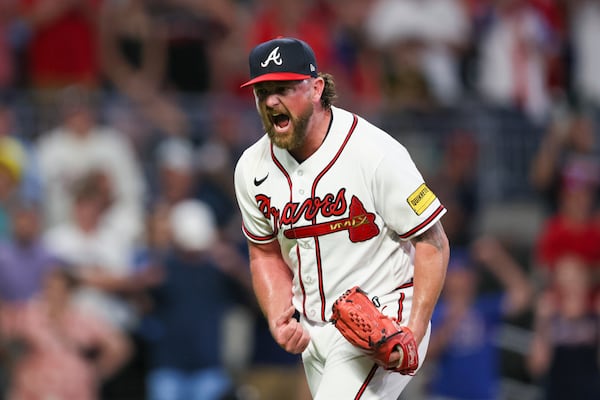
top-left (271, 113), bottom-right (290, 130)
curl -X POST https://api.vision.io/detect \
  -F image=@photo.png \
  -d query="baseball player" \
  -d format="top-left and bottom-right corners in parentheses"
top-left (234, 37), bottom-right (450, 399)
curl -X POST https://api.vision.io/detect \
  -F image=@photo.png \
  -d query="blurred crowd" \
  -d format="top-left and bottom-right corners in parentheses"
top-left (0, 0), bottom-right (599, 399)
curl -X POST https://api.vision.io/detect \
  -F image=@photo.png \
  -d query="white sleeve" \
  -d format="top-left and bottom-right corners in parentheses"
top-left (372, 143), bottom-right (446, 240)
top-left (102, 130), bottom-right (146, 204)
top-left (233, 154), bottom-right (277, 243)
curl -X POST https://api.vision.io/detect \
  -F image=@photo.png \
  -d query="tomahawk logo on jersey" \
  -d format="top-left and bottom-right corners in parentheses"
top-left (253, 189), bottom-right (380, 242)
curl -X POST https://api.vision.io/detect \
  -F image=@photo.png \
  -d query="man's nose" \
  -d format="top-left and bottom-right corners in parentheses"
top-left (264, 93), bottom-right (281, 108)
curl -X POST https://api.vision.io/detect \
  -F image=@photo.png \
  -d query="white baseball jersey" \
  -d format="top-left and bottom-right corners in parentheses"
top-left (234, 106), bottom-right (446, 325)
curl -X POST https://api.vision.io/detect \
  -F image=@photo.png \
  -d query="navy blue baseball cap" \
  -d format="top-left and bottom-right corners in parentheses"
top-left (240, 37), bottom-right (318, 88)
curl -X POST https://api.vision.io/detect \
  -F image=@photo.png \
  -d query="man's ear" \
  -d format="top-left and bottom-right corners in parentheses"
top-left (311, 77), bottom-right (325, 103)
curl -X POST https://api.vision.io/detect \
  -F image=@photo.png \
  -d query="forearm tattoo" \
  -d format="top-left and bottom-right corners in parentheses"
top-left (410, 221), bottom-right (447, 251)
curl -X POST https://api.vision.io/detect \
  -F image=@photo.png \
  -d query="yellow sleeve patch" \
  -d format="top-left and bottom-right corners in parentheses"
top-left (407, 184), bottom-right (437, 215)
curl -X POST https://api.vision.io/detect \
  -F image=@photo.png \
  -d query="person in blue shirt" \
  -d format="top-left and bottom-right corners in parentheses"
top-left (0, 200), bottom-right (58, 303)
top-left (425, 237), bottom-right (532, 400)
top-left (142, 199), bottom-right (251, 400)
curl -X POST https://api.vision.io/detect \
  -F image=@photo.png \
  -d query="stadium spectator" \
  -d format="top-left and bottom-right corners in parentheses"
top-left (99, 0), bottom-right (166, 97)
top-left (475, 0), bottom-right (558, 123)
top-left (18, 0), bottom-right (103, 130)
top-left (147, 137), bottom-right (200, 243)
top-left (42, 170), bottom-right (145, 332)
top-left (98, 0), bottom-right (189, 138)
top-left (35, 85), bottom-right (146, 243)
top-left (321, 0), bottom-right (383, 114)
top-left (194, 99), bottom-right (257, 233)
top-left (528, 255), bottom-right (600, 400)
top-left (143, 199), bottom-right (250, 400)
top-left (529, 107), bottom-right (599, 213)
top-left (0, 267), bottom-right (131, 400)
top-left (0, 198), bottom-right (59, 397)
top-left (143, 137), bottom-right (196, 262)
top-left (534, 160), bottom-right (600, 284)
top-left (140, 0), bottom-right (236, 94)
top-left (365, 0), bottom-right (470, 109)
top-left (428, 129), bottom-right (480, 247)
top-left (150, 137), bottom-right (197, 208)
top-left (150, 135), bottom-right (239, 234)
top-left (425, 237), bottom-right (532, 400)
top-left (0, 200), bottom-right (57, 303)
top-left (41, 168), bottom-right (163, 398)
top-left (18, 0), bottom-right (101, 89)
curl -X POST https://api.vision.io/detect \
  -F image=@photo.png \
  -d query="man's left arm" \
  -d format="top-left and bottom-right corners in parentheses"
top-left (407, 221), bottom-right (450, 344)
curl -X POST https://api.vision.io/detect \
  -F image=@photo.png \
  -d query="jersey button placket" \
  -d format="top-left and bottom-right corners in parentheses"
top-left (292, 169), bottom-right (305, 199)
top-left (294, 169), bottom-right (317, 322)
top-left (297, 170), bottom-right (305, 195)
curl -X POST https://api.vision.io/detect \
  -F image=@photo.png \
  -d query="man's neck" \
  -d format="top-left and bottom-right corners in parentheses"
top-left (290, 107), bottom-right (332, 163)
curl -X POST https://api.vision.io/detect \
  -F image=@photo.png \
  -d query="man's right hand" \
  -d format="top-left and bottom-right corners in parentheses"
top-left (270, 305), bottom-right (310, 354)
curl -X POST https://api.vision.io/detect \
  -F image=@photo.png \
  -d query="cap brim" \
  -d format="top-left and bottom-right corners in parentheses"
top-left (240, 72), bottom-right (313, 88)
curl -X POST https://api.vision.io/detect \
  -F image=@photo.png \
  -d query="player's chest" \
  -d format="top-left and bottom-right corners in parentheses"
top-left (253, 161), bottom-right (377, 235)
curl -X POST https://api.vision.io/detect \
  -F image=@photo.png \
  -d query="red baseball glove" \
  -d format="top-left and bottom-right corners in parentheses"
top-left (331, 286), bottom-right (419, 375)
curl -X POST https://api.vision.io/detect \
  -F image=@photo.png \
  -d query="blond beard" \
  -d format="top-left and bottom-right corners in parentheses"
top-left (263, 104), bottom-right (313, 150)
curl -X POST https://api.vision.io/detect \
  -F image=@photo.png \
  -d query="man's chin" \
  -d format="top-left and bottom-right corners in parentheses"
top-left (268, 130), bottom-right (294, 150)
top-left (271, 138), bottom-right (295, 150)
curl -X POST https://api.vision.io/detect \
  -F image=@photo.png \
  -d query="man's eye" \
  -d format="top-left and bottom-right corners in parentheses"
top-left (255, 85), bottom-right (293, 98)
top-left (255, 89), bottom-right (269, 98)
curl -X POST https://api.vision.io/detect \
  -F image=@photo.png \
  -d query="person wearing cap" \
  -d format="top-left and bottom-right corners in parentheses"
top-left (234, 37), bottom-right (450, 398)
top-left (143, 200), bottom-right (249, 400)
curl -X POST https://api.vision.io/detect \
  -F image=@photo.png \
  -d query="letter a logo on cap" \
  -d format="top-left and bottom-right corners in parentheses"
top-left (240, 38), bottom-right (318, 87)
top-left (261, 46), bottom-right (283, 67)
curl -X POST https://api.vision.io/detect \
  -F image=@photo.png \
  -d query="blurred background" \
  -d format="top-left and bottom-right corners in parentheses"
top-left (0, 0), bottom-right (598, 399)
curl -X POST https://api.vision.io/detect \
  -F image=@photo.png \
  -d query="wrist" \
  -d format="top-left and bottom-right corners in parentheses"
top-left (406, 323), bottom-right (426, 345)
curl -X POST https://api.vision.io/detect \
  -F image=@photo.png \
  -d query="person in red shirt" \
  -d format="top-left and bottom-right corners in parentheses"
top-left (20, 0), bottom-right (101, 89)
top-left (19, 0), bottom-right (102, 132)
top-left (535, 167), bottom-right (600, 283)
